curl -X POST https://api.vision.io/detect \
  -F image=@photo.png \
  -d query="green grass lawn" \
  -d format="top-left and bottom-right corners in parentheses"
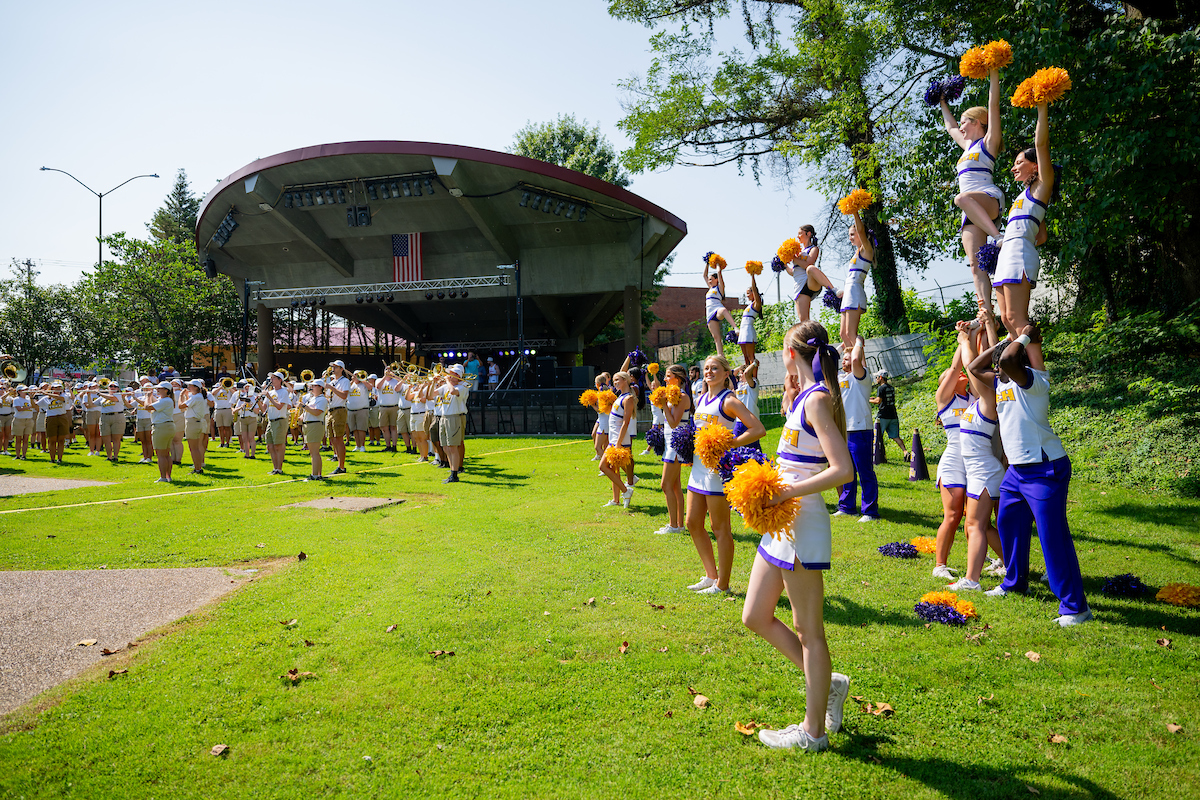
top-left (1, 425), bottom-right (1198, 799)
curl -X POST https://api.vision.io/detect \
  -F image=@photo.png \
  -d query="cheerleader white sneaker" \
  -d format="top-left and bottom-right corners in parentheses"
top-left (628, 475), bottom-right (640, 487)
top-left (832, 510), bottom-right (853, 517)
top-left (1056, 607), bottom-right (1094, 628)
top-left (947, 578), bottom-right (982, 591)
top-left (687, 576), bottom-right (716, 591)
top-left (590, 455), bottom-right (601, 461)
top-left (984, 585), bottom-right (1008, 597)
top-left (857, 515), bottom-right (880, 523)
top-left (983, 558), bottom-right (1006, 577)
top-left (758, 725), bottom-right (828, 752)
top-left (826, 673), bottom-right (850, 734)
top-left (696, 584), bottom-right (730, 596)
top-left (931, 564), bottom-right (958, 580)
top-left (602, 500), bottom-right (619, 507)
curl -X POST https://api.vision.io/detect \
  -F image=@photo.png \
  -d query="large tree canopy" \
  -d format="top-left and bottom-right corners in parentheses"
top-left (509, 114), bottom-right (633, 188)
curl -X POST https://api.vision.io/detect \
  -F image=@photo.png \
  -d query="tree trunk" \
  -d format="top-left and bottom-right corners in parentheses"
top-left (861, 204), bottom-right (907, 334)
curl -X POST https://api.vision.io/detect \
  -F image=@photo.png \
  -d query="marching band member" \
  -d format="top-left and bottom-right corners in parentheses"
top-left (211, 378), bottom-right (235, 448)
top-left (234, 381), bottom-right (259, 459)
top-left (39, 381), bottom-right (73, 465)
top-left (11, 385), bottom-right (34, 460)
top-left (409, 379), bottom-right (429, 462)
top-left (377, 367), bottom-right (403, 453)
top-left (430, 371), bottom-right (448, 468)
top-left (135, 382), bottom-right (177, 482)
top-left (33, 382), bottom-right (48, 452)
top-left (0, 383), bottom-right (14, 454)
top-left (302, 378), bottom-right (329, 480)
top-left (183, 379), bottom-right (212, 474)
top-left (134, 376), bottom-right (155, 464)
top-left (439, 365), bottom-right (469, 483)
top-left (325, 360), bottom-right (351, 475)
top-left (263, 371), bottom-right (292, 475)
top-left (98, 382), bottom-right (128, 462)
top-left (170, 379), bottom-right (186, 465)
top-left (347, 371), bottom-right (371, 453)
top-left (367, 374), bottom-right (382, 447)
top-left (82, 381), bottom-right (102, 456)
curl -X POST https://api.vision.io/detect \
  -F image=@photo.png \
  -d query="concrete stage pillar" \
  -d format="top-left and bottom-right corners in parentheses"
top-left (257, 303), bottom-right (274, 381)
top-left (623, 285), bottom-right (641, 360)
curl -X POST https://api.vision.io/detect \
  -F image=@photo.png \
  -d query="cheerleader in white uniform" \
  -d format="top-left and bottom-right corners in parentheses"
top-left (994, 102), bottom-right (1056, 347)
top-left (591, 372), bottom-right (611, 462)
top-left (684, 354), bottom-right (764, 595)
top-left (733, 360), bottom-right (761, 453)
top-left (939, 68), bottom-right (1005, 313)
top-left (745, 321), bottom-right (854, 752)
top-left (600, 372), bottom-right (638, 509)
top-left (737, 274), bottom-right (764, 368)
top-left (786, 225), bottom-right (840, 323)
top-left (839, 210), bottom-right (875, 353)
top-left (643, 371), bottom-right (664, 456)
top-left (703, 258), bottom-right (738, 358)
top-left (657, 364), bottom-right (693, 536)
top-left (932, 331), bottom-right (974, 580)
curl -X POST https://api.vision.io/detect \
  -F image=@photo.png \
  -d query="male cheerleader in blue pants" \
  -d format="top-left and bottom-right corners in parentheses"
top-left (835, 336), bottom-right (880, 521)
top-left (975, 323), bottom-right (1091, 627)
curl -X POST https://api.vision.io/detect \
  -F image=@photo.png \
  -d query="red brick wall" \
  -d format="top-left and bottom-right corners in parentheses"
top-left (648, 286), bottom-right (743, 349)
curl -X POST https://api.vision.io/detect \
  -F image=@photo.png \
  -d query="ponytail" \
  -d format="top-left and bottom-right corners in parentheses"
top-left (783, 321), bottom-right (847, 440)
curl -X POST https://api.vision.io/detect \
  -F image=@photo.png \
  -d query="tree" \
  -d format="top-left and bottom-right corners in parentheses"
top-left (147, 168), bottom-right (201, 246)
top-left (510, 114), bottom-right (633, 187)
top-left (0, 259), bottom-right (87, 378)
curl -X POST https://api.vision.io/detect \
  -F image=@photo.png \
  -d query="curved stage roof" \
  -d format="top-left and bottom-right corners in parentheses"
top-left (195, 141), bottom-right (686, 352)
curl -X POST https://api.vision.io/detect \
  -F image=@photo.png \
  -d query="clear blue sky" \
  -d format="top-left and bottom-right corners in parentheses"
top-left (0, 0), bottom-right (968, 307)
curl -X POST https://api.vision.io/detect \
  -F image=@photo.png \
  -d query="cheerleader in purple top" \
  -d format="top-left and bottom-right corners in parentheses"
top-left (746, 321), bottom-right (854, 752)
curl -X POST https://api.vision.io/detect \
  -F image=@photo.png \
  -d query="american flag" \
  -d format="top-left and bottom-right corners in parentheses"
top-left (392, 233), bottom-right (423, 282)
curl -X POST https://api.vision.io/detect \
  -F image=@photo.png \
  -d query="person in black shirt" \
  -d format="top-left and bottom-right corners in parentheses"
top-left (870, 370), bottom-right (910, 461)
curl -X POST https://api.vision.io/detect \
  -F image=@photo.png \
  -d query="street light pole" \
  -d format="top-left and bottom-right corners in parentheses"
top-left (39, 167), bottom-right (160, 266)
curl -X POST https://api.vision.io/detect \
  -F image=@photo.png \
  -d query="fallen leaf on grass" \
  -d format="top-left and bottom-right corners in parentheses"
top-left (280, 619), bottom-right (298, 627)
top-left (618, 641), bottom-right (629, 654)
top-left (687, 687), bottom-right (699, 695)
top-left (1027, 786), bottom-right (1040, 795)
top-left (255, 543), bottom-right (265, 549)
top-left (304, 640), bottom-right (314, 647)
top-left (664, 710), bottom-right (673, 718)
top-left (100, 647), bottom-right (121, 656)
top-left (46, 535), bottom-right (55, 539)
top-left (585, 597), bottom-right (596, 606)
top-left (1004, 652), bottom-right (1012, 659)
top-left (297, 551), bottom-right (307, 561)
top-left (870, 702), bottom-right (894, 717)
top-left (75, 639), bottom-right (97, 647)
top-left (429, 650), bottom-right (455, 658)
top-left (282, 669), bottom-right (316, 683)
top-left (210, 744), bottom-right (228, 757)
top-left (1167, 723), bottom-right (1183, 734)
top-left (108, 669), bottom-right (127, 679)
top-left (1156, 638), bottom-right (1172, 648)
top-left (734, 721), bottom-right (760, 735)
top-left (693, 695), bottom-right (710, 709)
top-left (868, 755), bottom-right (883, 765)
top-left (1049, 734), bottom-right (1068, 744)
top-left (543, 611), bottom-right (550, 616)
top-left (658, 647), bottom-right (668, 653)
top-left (965, 630), bottom-right (988, 644)
top-left (978, 693), bottom-right (994, 705)
top-left (386, 625), bottom-right (397, 633)
top-left (1025, 651), bottom-right (1041, 663)
top-left (647, 602), bottom-right (665, 610)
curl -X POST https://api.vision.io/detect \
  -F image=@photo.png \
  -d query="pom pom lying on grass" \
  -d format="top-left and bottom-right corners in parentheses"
top-left (649, 386), bottom-right (670, 409)
top-left (745, 260), bottom-right (763, 276)
top-left (920, 590), bottom-right (978, 620)
top-left (628, 347), bottom-right (647, 367)
top-left (960, 46), bottom-right (989, 79)
top-left (982, 40), bottom-right (1013, 71)
top-left (1156, 583), bottom-right (1200, 608)
top-left (777, 238), bottom-right (802, 264)
top-left (597, 390), bottom-right (617, 414)
top-left (915, 601), bottom-right (969, 625)
top-left (725, 459), bottom-right (800, 536)
top-left (822, 289), bottom-right (842, 312)
top-left (670, 420), bottom-right (696, 462)
top-left (976, 242), bottom-right (1001, 275)
top-left (1011, 67), bottom-right (1072, 107)
top-left (707, 252), bottom-right (727, 269)
top-left (1102, 573), bottom-right (1148, 598)
top-left (771, 255), bottom-right (787, 273)
top-left (923, 78), bottom-right (945, 107)
top-left (879, 542), bottom-right (920, 558)
top-left (838, 188), bottom-right (874, 215)
top-left (665, 384), bottom-right (682, 406)
top-left (579, 389), bottom-right (597, 407)
top-left (910, 536), bottom-right (937, 554)
top-left (603, 445), bottom-right (632, 470)
top-left (724, 330), bottom-right (738, 344)
top-left (647, 362), bottom-right (660, 376)
top-left (644, 425), bottom-right (666, 456)
top-left (718, 445), bottom-right (770, 484)
top-left (696, 423), bottom-right (736, 469)
top-left (942, 74), bottom-right (967, 102)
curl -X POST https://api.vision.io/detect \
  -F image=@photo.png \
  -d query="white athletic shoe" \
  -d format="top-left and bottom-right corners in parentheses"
top-left (356, 446), bottom-right (366, 453)
top-left (687, 576), bottom-right (716, 591)
top-left (858, 515), bottom-right (880, 523)
top-left (758, 725), bottom-right (829, 752)
top-left (668, 526), bottom-right (686, 534)
top-left (1056, 607), bottom-right (1094, 628)
top-left (639, 449), bottom-right (651, 456)
top-left (983, 558), bottom-right (1006, 577)
top-left (653, 525), bottom-right (673, 535)
top-left (947, 578), bottom-right (982, 591)
top-left (931, 564), bottom-right (958, 580)
top-left (826, 673), bottom-right (850, 734)
top-left (1040, 572), bottom-right (1051, 585)
top-left (832, 510), bottom-right (853, 517)
top-left (602, 500), bottom-right (619, 507)
top-left (696, 584), bottom-right (730, 596)
top-left (629, 475), bottom-right (640, 487)
top-left (590, 455), bottom-right (601, 461)
top-left (984, 585), bottom-right (1008, 597)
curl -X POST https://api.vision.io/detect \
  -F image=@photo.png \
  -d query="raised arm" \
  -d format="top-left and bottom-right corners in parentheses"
top-left (1030, 103), bottom-right (1054, 205)
top-left (940, 98), bottom-right (969, 149)
top-left (935, 329), bottom-right (968, 407)
top-left (716, 264), bottom-right (727, 298)
top-left (849, 335), bottom-right (866, 380)
top-left (984, 69), bottom-right (1002, 157)
top-left (749, 275), bottom-right (763, 312)
top-left (852, 209), bottom-right (875, 262)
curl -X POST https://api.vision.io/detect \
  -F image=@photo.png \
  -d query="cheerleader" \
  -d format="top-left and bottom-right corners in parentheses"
top-left (685, 354), bottom-right (765, 594)
top-left (656, 364), bottom-right (693, 536)
top-left (835, 335), bottom-right (880, 521)
top-left (839, 209), bottom-right (874, 353)
top-left (263, 372), bottom-right (291, 475)
top-left (786, 225), bottom-right (839, 322)
top-left (738, 274), bottom-right (764, 368)
top-left (983, 323), bottom-right (1091, 626)
top-left (135, 382), bottom-right (176, 483)
top-left (703, 259), bottom-right (738, 358)
top-left (301, 379), bottom-right (328, 480)
top-left (733, 360), bottom-right (761, 453)
top-left (642, 371), bottom-right (664, 456)
top-left (994, 102), bottom-right (1056, 342)
top-left (940, 68), bottom-right (1005, 313)
top-left (591, 372), bottom-right (612, 462)
top-left (931, 330), bottom-right (974, 580)
top-left (747, 321), bottom-right (854, 751)
top-left (183, 379), bottom-right (212, 474)
top-left (600, 371), bottom-right (638, 509)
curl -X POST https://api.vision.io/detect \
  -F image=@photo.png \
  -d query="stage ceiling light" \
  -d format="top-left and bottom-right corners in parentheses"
top-left (425, 291), bottom-right (434, 300)
top-left (367, 184), bottom-right (378, 200)
top-left (437, 290), bottom-right (445, 300)
top-left (356, 295), bottom-right (364, 304)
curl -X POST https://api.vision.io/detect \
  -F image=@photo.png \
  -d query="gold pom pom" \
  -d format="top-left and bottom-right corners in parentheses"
top-left (604, 445), bottom-right (632, 470)
top-left (920, 590), bottom-right (959, 606)
top-left (695, 424), bottom-right (736, 469)
top-left (1012, 67), bottom-right (1071, 107)
top-left (982, 39), bottom-right (1013, 71)
top-left (910, 536), bottom-right (937, 554)
top-left (707, 252), bottom-right (727, 270)
top-left (597, 390), bottom-right (617, 414)
top-left (960, 46), bottom-right (988, 79)
top-left (579, 389), bottom-right (598, 407)
top-left (838, 188), bottom-right (874, 215)
top-left (955, 600), bottom-right (978, 619)
top-left (725, 460), bottom-right (801, 535)
top-left (647, 362), bottom-right (660, 375)
top-left (649, 386), bottom-right (670, 409)
top-left (1156, 582), bottom-right (1200, 608)
top-left (745, 260), bottom-right (763, 276)
top-left (666, 384), bottom-right (682, 406)
top-left (777, 238), bottom-right (802, 263)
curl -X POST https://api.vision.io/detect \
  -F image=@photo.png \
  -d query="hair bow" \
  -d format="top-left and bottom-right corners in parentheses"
top-left (807, 337), bottom-right (839, 384)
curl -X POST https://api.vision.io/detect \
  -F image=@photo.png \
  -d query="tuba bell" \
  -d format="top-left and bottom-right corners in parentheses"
top-left (1, 360), bottom-right (25, 382)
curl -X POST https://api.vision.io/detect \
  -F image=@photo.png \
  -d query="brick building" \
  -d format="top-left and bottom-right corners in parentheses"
top-left (647, 286), bottom-right (744, 350)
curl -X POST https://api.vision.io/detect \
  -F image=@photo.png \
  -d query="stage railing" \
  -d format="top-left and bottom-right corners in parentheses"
top-left (467, 388), bottom-right (608, 436)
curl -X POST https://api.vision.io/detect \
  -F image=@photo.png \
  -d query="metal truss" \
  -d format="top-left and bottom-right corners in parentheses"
top-left (421, 338), bottom-right (555, 352)
top-left (253, 275), bottom-right (509, 302)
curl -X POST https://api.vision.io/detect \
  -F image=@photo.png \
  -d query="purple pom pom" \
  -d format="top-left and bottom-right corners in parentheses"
top-left (670, 420), bottom-right (695, 463)
top-left (878, 541), bottom-right (920, 559)
top-left (923, 78), bottom-right (944, 107)
top-left (702, 251), bottom-right (715, 267)
top-left (942, 75), bottom-right (967, 103)
top-left (914, 601), bottom-right (969, 625)
top-left (771, 255), bottom-right (786, 273)
top-left (822, 289), bottom-right (841, 312)
top-left (645, 425), bottom-right (666, 456)
top-left (1102, 573), bottom-right (1148, 597)
top-left (724, 330), bottom-right (737, 344)
top-left (627, 347), bottom-right (647, 367)
top-left (717, 445), bottom-right (770, 484)
top-left (976, 242), bottom-right (1000, 276)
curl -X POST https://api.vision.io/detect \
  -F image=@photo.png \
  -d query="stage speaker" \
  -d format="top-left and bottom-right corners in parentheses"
top-left (201, 259), bottom-right (217, 278)
top-left (535, 357), bottom-right (557, 389)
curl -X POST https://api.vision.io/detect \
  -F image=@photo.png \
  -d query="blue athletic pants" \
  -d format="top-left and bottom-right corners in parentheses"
top-left (838, 429), bottom-right (879, 518)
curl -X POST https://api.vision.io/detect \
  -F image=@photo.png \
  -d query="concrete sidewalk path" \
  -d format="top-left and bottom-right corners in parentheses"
top-left (0, 567), bottom-right (255, 716)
